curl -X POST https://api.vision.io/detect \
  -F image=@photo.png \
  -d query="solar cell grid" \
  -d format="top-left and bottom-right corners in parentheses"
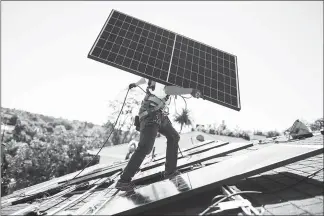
top-left (169, 35), bottom-right (238, 106)
top-left (91, 11), bottom-right (175, 82)
top-left (89, 10), bottom-right (241, 111)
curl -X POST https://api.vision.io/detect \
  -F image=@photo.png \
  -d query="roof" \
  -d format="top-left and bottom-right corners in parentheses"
top-left (1, 134), bottom-right (323, 215)
top-left (88, 131), bottom-right (249, 164)
top-left (143, 134), bottom-right (324, 215)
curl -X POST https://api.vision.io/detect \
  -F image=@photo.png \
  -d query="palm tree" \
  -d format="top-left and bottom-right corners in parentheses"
top-left (174, 108), bottom-right (192, 133)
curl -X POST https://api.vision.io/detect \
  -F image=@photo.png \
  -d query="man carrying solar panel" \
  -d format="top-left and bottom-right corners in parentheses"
top-left (116, 78), bottom-right (202, 191)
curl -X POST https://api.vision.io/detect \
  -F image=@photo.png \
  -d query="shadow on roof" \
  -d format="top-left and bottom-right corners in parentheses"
top-left (139, 171), bottom-right (323, 215)
top-left (235, 171), bottom-right (323, 207)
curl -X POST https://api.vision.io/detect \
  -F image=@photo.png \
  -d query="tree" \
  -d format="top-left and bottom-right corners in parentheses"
top-left (8, 115), bottom-right (18, 126)
top-left (174, 108), bottom-right (192, 133)
top-left (309, 118), bottom-right (324, 131)
top-left (266, 130), bottom-right (281, 138)
top-left (1, 107), bottom-right (103, 196)
top-left (105, 89), bottom-right (143, 145)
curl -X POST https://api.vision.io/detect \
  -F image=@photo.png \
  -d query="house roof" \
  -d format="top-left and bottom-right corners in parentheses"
top-left (88, 131), bottom-right (247, 164)
top-left (1, 134), bottom-right (323, 215)
top-left (144, 134), bottom-right (324, 215)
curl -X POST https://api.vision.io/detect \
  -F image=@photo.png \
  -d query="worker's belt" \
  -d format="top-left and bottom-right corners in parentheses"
top-left (139, 95), bottom-right (169, 120)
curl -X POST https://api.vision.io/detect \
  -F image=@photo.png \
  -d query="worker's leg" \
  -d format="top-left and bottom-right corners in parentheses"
top-left (118, 112), bottom-right (161, 184)
top-left (159, 115), bottom-right (180, 176)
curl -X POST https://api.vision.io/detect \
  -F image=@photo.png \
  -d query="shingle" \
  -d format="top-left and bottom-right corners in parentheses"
top-left (276, 188), bottom-right (311, 200)
top-left (264, 201), bottom-right (290, 209)
top-left (297, 202), bottom-right (324, 215)
top-left (290, 197), bottom-right (323, 208)
top-left (266, 203), bottom-right (306, 215)
top-left (261, 209), bottom-right (274, 215)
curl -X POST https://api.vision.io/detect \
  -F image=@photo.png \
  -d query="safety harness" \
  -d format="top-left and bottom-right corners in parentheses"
top-left (138, 87), bottom-right (170, 120)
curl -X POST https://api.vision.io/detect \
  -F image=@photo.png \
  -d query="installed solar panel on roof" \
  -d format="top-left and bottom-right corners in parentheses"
top-left (88, 10), bottom-right (241, 111)
top-left (96, 144), bottom-right (323, 215)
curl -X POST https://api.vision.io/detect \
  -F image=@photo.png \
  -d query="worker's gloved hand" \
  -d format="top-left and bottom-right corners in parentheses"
top-left (191, 89), bottom-right (202, 98)
top-left (129, 83), bottom-right (137, 89)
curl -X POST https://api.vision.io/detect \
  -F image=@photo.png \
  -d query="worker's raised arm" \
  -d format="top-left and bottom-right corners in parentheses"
top-left (164, 86), bottom-right (202, 98)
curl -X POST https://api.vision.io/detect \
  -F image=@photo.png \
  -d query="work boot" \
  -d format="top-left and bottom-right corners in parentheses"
top-left (115, 180), bottom-right (136, 192)
top-left (164, 170), bottom-right (181, 180)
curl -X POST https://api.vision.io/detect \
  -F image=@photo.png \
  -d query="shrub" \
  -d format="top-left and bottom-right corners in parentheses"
top-left (309, 118), bottom-right (323, 131)
top-left (254, 131), bottom-right (264, 136)
top-left (31, 116), bottom-right (38, 121)
top-left (266, 130), bottom-right (280, 138)
top-left (8, 115), bottom-right (18, 126)
top-left (63, 123), bottom-right (73, 131)
top-left (46, 126), bottom-right (54, 133)
top-left (209, 129), bottom-right (216, 134)
top-left (87, 122), bottom-right (94, 129)
top-left (227, 131), bottom-right (234, 137)
top-left (0, 108), bottom-right (108, 196)
top-left (242, 132), bottom-right (250, 141)
top-left (236, 131), bottom-right (251, 141)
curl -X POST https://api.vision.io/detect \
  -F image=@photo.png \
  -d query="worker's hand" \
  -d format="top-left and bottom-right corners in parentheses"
top-left (129, 83), bottom-right (137, 89)
top-left (191, 89), bottom-right (202, 98)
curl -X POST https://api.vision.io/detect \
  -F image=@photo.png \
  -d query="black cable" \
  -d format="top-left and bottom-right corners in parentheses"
top-left (136, 85), bottom-right (147, 94)
top-left (178, 145), bottom-right (184, 158)
top-left (39, 173), bottom-right (121, 214)
top-left (172, 96), bottom-right (185, 158)
top-left (180, 95), bottom-right (188, 110)
top-left (61, 88), bottom-right (130, 186)
top-left (13, 88), bottom-right (131, 201)
top-left (174, 96), bottom-right (179, 115)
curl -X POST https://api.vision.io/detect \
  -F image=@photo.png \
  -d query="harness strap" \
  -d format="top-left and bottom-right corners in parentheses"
top-left (139, 93), bottom-right (170, 120)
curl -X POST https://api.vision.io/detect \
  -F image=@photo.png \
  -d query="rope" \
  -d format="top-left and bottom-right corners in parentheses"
top-left (60, 88), bottom-right (130, 186)
top-left (11, 88), bottom-right (131, 201)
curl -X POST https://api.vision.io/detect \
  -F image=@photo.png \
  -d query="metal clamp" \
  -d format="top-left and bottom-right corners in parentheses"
top-left (199, 185), bottom-right (264, 216)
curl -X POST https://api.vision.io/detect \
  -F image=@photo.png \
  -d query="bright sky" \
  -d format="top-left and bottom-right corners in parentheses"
top-left (2, 1), bottom-right (323, 132)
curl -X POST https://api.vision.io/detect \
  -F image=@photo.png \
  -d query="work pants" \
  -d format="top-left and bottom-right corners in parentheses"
top-left (120, 110), bottom-right (180, 182)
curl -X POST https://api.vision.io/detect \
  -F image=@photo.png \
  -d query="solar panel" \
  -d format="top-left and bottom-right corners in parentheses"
top-left (140, 141), bottom-right (229, 171)
top-left (88, 10), bottom-right (241, 111)
top-left (134, 142), bottom-right (253, 182)
top-left (58, 163), bottom-right (127, 186)
top-left (152, 140), bottom-right (216, 162)
top-left (96, 144), bottom-right (323, 215)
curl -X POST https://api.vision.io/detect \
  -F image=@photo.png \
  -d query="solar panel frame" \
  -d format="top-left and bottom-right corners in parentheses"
top-left (135, 142), bottom-right (253, 182)
top-left (88, 9), bottom-right (241, 111)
